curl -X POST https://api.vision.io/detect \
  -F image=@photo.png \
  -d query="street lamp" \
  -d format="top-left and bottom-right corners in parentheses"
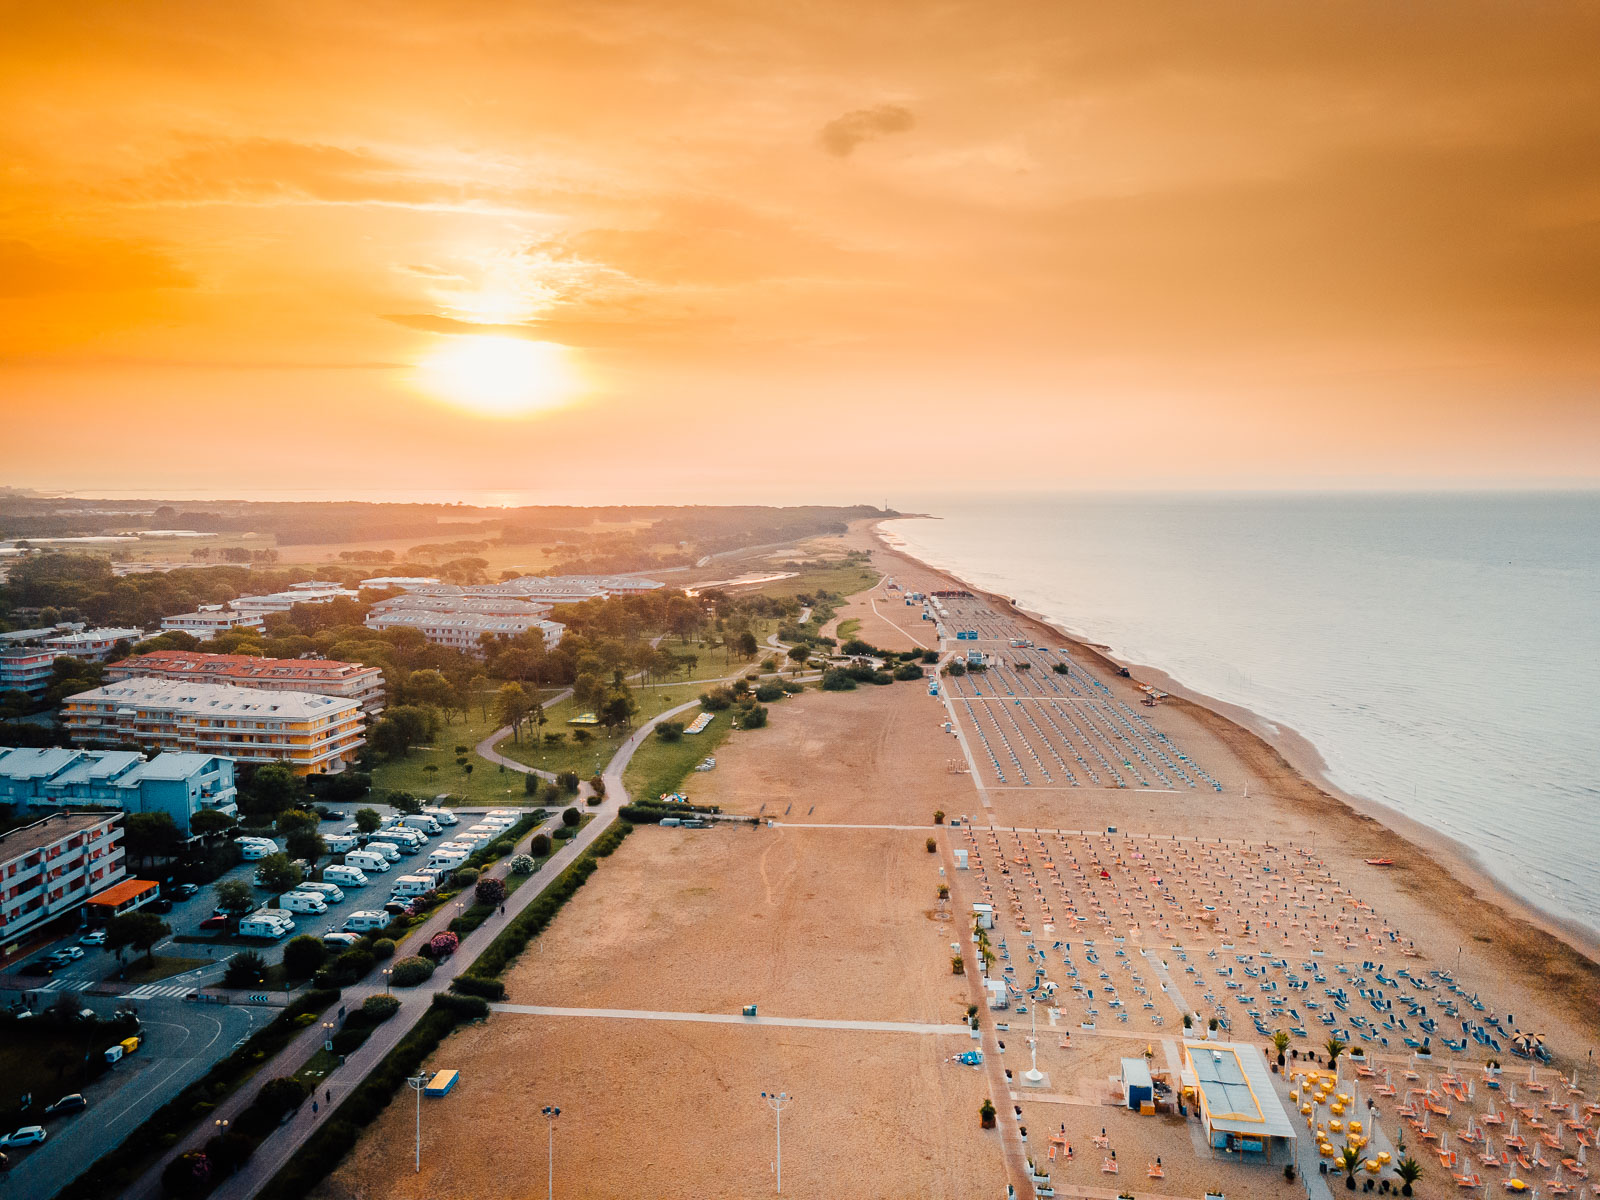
top-left (542, 1105), bottom-right (560, 1200)
top-left (322, 1021), bottom-right (336, 1053)
top-left (382, 967), bottom-right (393, 995)
top-left (214, 1118), bottom-right (228, 1135)
top-left (761, 1090), bottom-right (791, 1193)
top-left (405, 1073), bottom-right (428, 1172)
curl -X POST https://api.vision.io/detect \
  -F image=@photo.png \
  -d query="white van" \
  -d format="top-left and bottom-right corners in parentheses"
top-left (240, 911), bottom-right (295, 940)
top-left (390, 874), bottom-right (434, 899)
top-left (400, 815), bottom-right (440, 836)
top-left (479, 815), bottom-right (516, 828)
top-left (468, 822), bottom-right (506, 837)
top-left (426, 849), bottom-right (469, 873)
top-left (383, 828), bottom-right (426, 849)
top-left (455, 830), bottom-right (493, 847)
top-left (342, 910), bottom-right (389, 933)
top-left (361, 841), bottom-right (402, 862)
top-left (239, 842), bottom-right (274, 862)
top-left (279, 891), bottom-right (328, 915)
top-left (323, 835), bottom-right (359, 854)
top-left (323, 865), bottom-right (368, 888)
top-left (420, 808), bottom-right (458, 827)
top-left (297, 881), bottom-right (344, 904)
top-left (485, 809), bottom-right (522, 820)
top-left (344, 851), bottom-right (391, 874)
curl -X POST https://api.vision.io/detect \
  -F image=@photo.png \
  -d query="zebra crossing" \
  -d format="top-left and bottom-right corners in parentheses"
top-left (34, 977), bottom-right (94, 993)
top-left (118, 983), bottom-right (193, 1000)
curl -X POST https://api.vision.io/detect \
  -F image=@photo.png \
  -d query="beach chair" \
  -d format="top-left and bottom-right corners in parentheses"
top-left (1148, 1162), bottom-right (1165, 1179)
top-left (1102, 1158), bottom-right (1119, 1174)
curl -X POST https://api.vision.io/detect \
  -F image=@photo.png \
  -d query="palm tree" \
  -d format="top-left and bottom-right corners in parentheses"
top-left (1272, 1030), bottom-right (1290, 1065)
top-left (1325, 1035), bottom-right (1347, 1073)
top-left (1338, 1144), bottom-right (1361, 1190)
top-left (1395, 1155), bottom-right (1424, 1197)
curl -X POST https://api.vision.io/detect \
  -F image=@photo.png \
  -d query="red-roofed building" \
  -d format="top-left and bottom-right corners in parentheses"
top-left (106, 650), bottom-right (385, 715)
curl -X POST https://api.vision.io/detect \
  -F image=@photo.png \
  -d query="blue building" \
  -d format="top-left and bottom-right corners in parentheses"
top-left (0, 747), bottom-right (237, 836)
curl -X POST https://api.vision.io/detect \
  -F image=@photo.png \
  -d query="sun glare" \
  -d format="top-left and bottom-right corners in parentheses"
top-left (415, 335), bottom-right (580, 417)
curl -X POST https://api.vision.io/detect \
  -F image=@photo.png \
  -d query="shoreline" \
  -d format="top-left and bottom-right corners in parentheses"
top-left (865, 517), bottom-right (1600, 1006)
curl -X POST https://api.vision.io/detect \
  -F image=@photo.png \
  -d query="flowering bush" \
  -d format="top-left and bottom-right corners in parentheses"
top-left (509, 854), bottom-right (536, 876)
top-left (427, 931), bottom-right (459, 959)
top-left (475, 877), bottom-right (506, 906)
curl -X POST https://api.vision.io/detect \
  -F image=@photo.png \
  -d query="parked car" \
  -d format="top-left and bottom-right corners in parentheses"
top-left (168, 883), bottom-right (199, 899)
top-left (198, 915), bottom-right (229, 931)
top-left (43, 1095), bottom-right (86, 1117)
top-left (321, 931), bottom-right (361, 948)
top-left (318, 809), bottom-right (347, 821)
top-left (78, 930), bottom-right (107, 946)
top-left (0, 1127), bottom-right (46, 1148)
top-left (147, 898), bottom-right (173, 914)
top-left (382, 900), bottom-right (417, 917)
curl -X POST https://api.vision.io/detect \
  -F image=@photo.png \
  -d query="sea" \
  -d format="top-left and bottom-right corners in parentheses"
top-left (883, 492), bottom-right (1600, 941)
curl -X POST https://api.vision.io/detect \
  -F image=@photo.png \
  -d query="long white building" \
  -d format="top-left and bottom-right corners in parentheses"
top-left (364, 608), bottom-right (564, 654)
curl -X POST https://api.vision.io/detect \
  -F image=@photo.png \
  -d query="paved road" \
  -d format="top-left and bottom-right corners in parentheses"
top-left (142, 696), bottom-right (705, 1200)
top-left (490, 1003), bottom-right (972, 1035)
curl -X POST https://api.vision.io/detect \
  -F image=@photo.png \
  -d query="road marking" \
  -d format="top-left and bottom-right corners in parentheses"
top-left (36, 978), bottom-right (94, 992)
top-left (119, 984), bottom-right (193, 999)
top-left (490, 1003), bottom-right (970, 1035)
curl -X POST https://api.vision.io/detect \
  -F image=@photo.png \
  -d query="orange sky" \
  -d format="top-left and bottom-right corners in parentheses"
top-left (2, 1), bottom-right (1598, 500)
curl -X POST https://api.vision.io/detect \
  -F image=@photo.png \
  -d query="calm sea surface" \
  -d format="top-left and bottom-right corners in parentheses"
top-left (885, 493), bottom-right (1600, 938)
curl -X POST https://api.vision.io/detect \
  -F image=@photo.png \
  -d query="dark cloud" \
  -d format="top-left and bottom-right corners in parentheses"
top-left (818, 104), bottom-right (914, 157)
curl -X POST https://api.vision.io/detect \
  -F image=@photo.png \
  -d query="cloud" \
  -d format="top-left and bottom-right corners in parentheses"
top-left (818, 104), bottom-right (915, 157)
top-left (0, 237), bottom-right (192, 297)
top-left (381, 309), bottom-right (718, 349)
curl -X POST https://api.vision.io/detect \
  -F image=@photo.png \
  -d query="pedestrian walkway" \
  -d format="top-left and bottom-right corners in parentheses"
top-left (35, 977), bottom-right (94, 992)
top-left (490, 1003), bottom-right (971, 1035)
top-left (119, 983), bottom-right (193, 1000)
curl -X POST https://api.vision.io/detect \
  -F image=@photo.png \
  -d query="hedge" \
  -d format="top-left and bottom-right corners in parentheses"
top-left (447, 902), bottom-right (495, 937)
top-left (389, 955), bottom-right (435, 986)
top-left (254, 995), bottom-right (486, 1200)
top-left (57, 989), bottom-right (341, 1200)
top-left (448, 974), bottom-right (506, 1001)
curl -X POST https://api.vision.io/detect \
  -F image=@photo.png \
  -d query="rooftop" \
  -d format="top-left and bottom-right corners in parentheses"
top-left (109, 650), bottom-right (380, 682)
top-left (1183, 1040), bottom-right (1297, 1141)
top-left (66, 678), bottom-right (363, 720)
top-left (0, 813), bottom-right (117, 859)
top-left (85, 878), bottom-right (159, 908)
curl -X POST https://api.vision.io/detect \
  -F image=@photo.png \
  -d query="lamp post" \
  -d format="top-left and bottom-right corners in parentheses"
top-left (322, 1021), bottom-right (335, 1053)
top-left (542, 1105), bottom-right (560, 1200)
top-left (405, 1073), bottom-right (427, 1172)
top-left (382, 967), bottom-right (393, 994)
top-left (761, 1090), bottom-right (791, 1193)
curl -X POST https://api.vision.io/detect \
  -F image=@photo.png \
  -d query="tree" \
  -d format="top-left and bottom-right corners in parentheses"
top-left (404, 669), bottom-right (457, 720)
top-left (561, 807), bottom-right (580, 827)
top-left (655, 721), bottom-right (684, 743)
top-left (475, 877), bottom-right (506, 906)
top-left (215, 879), bottom-right (255, 921)
top-left (285, 829), bottom-right (326, 863)
top-left (1272, 1030), bottom-right (1290, 1066)
top-left (106, 911), bottom-right (170, 966)
top-left (243, 762), bottom-right (300, 816)
top-left (369, 704), bottom-right (439, 759)
top-left (736, 630), bottom-right (759, 658)
top-left (223, 950), bottom-right (268, 987)
top-left (354, 807), bottom-right (382, 833)
top-left (123, 811), bottom-right (183, 869)
top-left (281, 935), bottom-right (326, 979)
top-left (274, 808), bottom-right (319, 836)
top-left (1325, 1035), bottom-right (1346, 1070)
top-left (256, 852), bottom-right (302, 894)
top-left (385, 790), bottom-right (422, 815)
top-left (188, 809), bottom-right (237, 836)
top-left (1337, 1144), bottom-right (1361, 1190)
top-left (529, 833), bottom-right (551, 857)
top-left (469, 673), bottom-right (490, 719)
top-left (736, 703), bottom-right (768, 729)
top-left (162, 1151), bottom-right (212, 1199)
top-left (1395, 1155), bottom-right (1424, 1197)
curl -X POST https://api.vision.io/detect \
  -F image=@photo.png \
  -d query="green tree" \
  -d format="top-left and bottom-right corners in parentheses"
top-left (188, 809), bottom-right (237, 836)
top-left (105, 910), bottom-right (170, 966)
top-left (369, 704), bottom-right (438, 759)
top-left (256, 852), bottom-right (303, 894)
top-left (281, 935), bottom-right (326, 979)
top-left (493, 682), bottom-right (531, 743)
top-left (274, 808), bottom-right (319, 836)
top-left (215, 879), bottom-right (255, 921)
top-left (1272, 1029), bottom-right (1290, 1065)
top-left (244, 763), bottom-right (299, 816)
top-left (285, 829), bottom-right (326, 863)
top-left (222, 948), bottom-right (267, 986)
top-left (1337, 1144), bottom-right (1361, 1189)
top-left (386, 790), bottom-right (423, 815)
top-left (1395, 1155), bottom-right (1424, 1197)
top-left (354, 807), bottom-right (382, 833)
top-left (123, 811), bottom-right (183, 869)
top-left (1325, 1035), bottom-right (1346, 1069)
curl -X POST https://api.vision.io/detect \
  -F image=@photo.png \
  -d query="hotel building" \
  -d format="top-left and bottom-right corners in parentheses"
top-left (62, 679), bottom-right (365, 776)
top-left (160, 608), bottom-right (266, 637)
top-left (0, 747), bottom-right (237, 836)
top-left (107, 650), bottom-right (385, 715)
top-left (0, 813), bottom-right (126, 943)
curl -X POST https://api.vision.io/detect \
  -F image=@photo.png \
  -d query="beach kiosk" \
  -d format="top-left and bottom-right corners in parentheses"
top-left (1121, 1057), bottom-right (1154, 1111)
top-left (972, 902), bottom-right (994, 930)
top-left (985, 977), bottom-right (1008, 1010)
top-left (1180, 1041), bottom-right (1296, 1164)
top-left (954, 848), bottom-right (969, 870)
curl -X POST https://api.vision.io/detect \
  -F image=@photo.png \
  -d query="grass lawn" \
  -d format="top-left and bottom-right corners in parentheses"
top-left (622, 714), bottom-right (737, 803)
top-left (371, 705), bottom-right (539, 807)
top-left (494, 689), bottom-right (711, 778)
top-left (750, 558), bottom-right (880, 601)
top-left (294, 1047), bottom-right (340, 1085)
top-left (835, 617), bottom-right (862, 642)
top-left (112, 955), bottom-right (209, 985)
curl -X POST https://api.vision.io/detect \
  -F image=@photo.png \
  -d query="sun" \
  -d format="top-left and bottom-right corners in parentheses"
top-left (414, 335), bottom-right (581, 417)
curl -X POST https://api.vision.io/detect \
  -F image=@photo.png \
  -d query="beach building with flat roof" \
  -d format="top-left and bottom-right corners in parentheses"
top-left (60, 679), bottom-right (365, 776)
top-left (1180, 1040), bottom-right (1297, 1162)
top-left (107, 650), bottom-right (385, 714)
top-left (160, 608), bottom-right (266, 636)
top-left (358, 576), bottom-right (441, 590)
top-left (0, 746), bottom-right (236, 835)
top-left (0, 812), bottom-right (125, 942)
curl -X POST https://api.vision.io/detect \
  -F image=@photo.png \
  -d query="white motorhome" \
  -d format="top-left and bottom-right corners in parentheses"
top-left (420, 808), bottom-right (459, 826)
top-left (239, 910), bottom-right (295, 940)
top-left (342, 911), bottom-right (389, 933)
top-left (361, 841), bottom-right (402, 861)
top-left (389, 875), bottom-right (434, 899)
top-left (238, 842), bottom-right (275, 862)
top-left (323, 865), bottom-right (368, 888)
top-left (297, 881), bottom-right (344, 903)
top-left (343, 851), bottom-right (391, 874)
top-left (400, 815), bottom-right (440, 835)
top-left (279, 891), bottom-right (328, 915)
top-left (323, 835), bottom-right (359, 854)
top-left (426, 849), bottom-right (469, 873)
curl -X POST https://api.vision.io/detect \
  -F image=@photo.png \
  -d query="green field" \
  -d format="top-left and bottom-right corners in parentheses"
top-left (621, 712), bottom-right (736, 803)
top-left (492, 690), bottom-right (704, 778)
top-left (835, 617), bottom-right (861, 642)
top-left (751, 559), bottom-right (879, 601)
top-left (370, 706), bottom-right (539, 806)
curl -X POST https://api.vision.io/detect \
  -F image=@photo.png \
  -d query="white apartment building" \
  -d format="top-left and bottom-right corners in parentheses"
top-left (43, 627), bottom-right (143, 662)
top-left (364, 608), bottom-right (564, 654)
top-left (0, 812), bottom-right (126, 942)
top-left (62, 679), bottom-right (366, 776)
top-left (230, 583), bottom-right (359, 615)
top-left (160, 608), bottom-right (266, 636)
top-left (107, 650), bottom-right (386, 714)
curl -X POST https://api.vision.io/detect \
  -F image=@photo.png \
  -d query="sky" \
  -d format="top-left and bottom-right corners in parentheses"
top-left (2, 0), bottom-right (1598, 503)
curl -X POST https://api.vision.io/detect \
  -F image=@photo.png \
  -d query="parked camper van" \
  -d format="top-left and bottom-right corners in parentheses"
top-left (323, 835), bottom-right (359, 854)
top-left (454, 831), bottom-right (493, 849)
top-left (420, 808), bottom-right (458, 826)
top-left (343, 851), bottom-right (391, 874)
top-left (389, 875), bottom-right (433, 899)
top-left (361, 840), bottom-right (402, 861)
top-left (426, 849), bottom-right (468, 873)
top-left (297, 881), bottom-right (344, 904)
top-left (323, 865), bottom-right (368, 888)
top-left (400, 815), bottom-right (440, 836)
top-left (279, 891), bottom-right (328, 915)
top-left (238, 842), bottom-right (275, 862)
top-left (239, 910), bottom-right (295, 940)
top-left (342, 911), bottom-right (389, 933)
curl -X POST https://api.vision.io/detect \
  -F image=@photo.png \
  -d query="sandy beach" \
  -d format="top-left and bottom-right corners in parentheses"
top-left (315, 519), bottom-right (1599, 1200)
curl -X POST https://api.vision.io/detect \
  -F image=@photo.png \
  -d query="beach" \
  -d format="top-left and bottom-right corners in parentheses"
top-left (315, 519), bottom-right (1600, 1200)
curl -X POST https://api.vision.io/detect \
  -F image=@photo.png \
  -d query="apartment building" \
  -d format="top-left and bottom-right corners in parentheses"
top-left (0, 648), bottom-right (58, 699)
top-left (160, 608), bottom-right (266, 637)
top-left (364, 608), bottom-right (564, 654)
top-left (107, 650), bottom-right (385, 715)
top-left (0, 813), bottom-right (126, 943)
top-left (43, 627), bottom-right (143, 662)
top-left (61, 679), bottom-right (365, 776)
top-left (0, 746), bottom-right (237, 836)
top-left (230, 582), bottom-right (359, 615)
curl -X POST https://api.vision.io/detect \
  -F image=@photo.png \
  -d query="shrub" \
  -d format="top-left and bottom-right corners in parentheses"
top-left (486, 838), bottom-right (514, 858)
top-left (654, 721), bottom-right (683, 743)
top-left (361, 993), bottom-right (401, 1021)
top-left (552, 825), bottom-right (574, 840)
top-left (429, 992), bottom-right (490, 1020)
top-left (523, 772), bottom-right (539, 795)
top-left (223, 950), bottom-right (268, 988)
top-left (426, 931), bottom-right (459, 959)
top-left (781, 679), bottom-right (804, 694)
top-left (203, 1130), bottom-right (254, 1176)
top-left (933, 810), bottom-right (945, 824)
top-left (556, 771), bottom-right (580, 792)
top-left (979, 1099), bottom-right (996, 1128)
top-left (736, 704), bottom-right (768, 729)
top-left (754, 683), bottom-right (783, 702)
top-left (820, 668), bottom-right (855, 691)
top-left (698, 688), bottom-right (733, 711)
top-left (389, 956), bottom-right (435, 987)
top-left (370, 938), bottom-right (396, 960)
top-left (329, 1027), bottom-right (369, 1056)
top-left (893, 663), bottom-right (925, 681)
top-left (475, 876), bottom-right (506, 906)
top-left (561, 807), bottom-right (579, 827)
top-left (331, 947), bottom-right (374, 980)
top-left (281, 935), bottom-right (326, 980)
top-left (510, 854), bottom-right (536, 875)
top-left (449, 974), bottom-right (506, 1001)
top-left (451, 866), bottom-right (480, 887)
top-left (926, 837), bottom-right (938, 853)
top-left (161, 1150), bottom-right (212, 1198)
top-left (254, 1076), bottom-right (309, 1122)
top-left (529, 833), bottom-right (551, 857)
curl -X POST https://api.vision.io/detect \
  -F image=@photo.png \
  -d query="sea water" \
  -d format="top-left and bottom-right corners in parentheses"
top-left (885, 492), bottom-right (1600, 938)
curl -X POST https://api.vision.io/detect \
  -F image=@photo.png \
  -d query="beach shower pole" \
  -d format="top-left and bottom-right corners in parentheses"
top-left (542, 1105), bottom-right (560, 1199)
top-left (406, 1073), bottom-right (427, 1172)
top-left (762, 1090), bottom-right (791, 1192)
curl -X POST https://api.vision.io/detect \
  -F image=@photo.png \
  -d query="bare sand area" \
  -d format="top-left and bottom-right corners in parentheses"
top-left (499, 823), bottom-right (969, 1024)
top-left (319, 1017), bottom-right (1002, 1200)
